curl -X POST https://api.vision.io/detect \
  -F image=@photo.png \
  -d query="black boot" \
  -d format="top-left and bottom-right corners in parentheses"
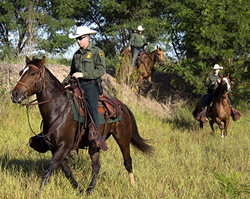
top-left (88, 123), bottom-right (108, 151)
top-left (195, 107), bottom-right (207, 123)
top-left (230, 106), bottom-right (242, 121)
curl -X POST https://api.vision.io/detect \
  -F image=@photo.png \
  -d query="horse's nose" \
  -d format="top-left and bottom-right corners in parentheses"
top-left (160, 61), bottom-right (165, 66)
top-left (10, 89), bottom-right (21, 103)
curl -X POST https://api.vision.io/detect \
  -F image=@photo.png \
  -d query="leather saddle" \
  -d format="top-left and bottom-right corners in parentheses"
top-left (67, 84), bottom-right (122, 123)
top-left (136, 51), bottom-right (148, 65)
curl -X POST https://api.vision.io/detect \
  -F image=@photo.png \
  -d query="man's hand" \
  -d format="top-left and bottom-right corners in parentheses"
top-left (128, 46), bottom-right (131, 51)
top-left (72, 72), bottom-right (83, 78)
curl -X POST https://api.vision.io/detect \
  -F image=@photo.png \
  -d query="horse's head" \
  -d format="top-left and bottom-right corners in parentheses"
top-left (219, 73), bottom-right (231, 93)
top-left (155, 46), bottom-right (165, 67)
top-left (11, 56), bottom-right (46, 103)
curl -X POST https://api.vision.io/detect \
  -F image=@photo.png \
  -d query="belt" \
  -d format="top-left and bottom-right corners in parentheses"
top-left (78, 78), bottom-right (96, 85)
top-left (134, 46), bottom-right (143, 50)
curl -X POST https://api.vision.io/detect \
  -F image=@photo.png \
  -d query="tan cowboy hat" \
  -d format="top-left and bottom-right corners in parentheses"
top-left (68, 26), bottom-right (97, 38)
top-left (137, 25), bottom-right (145, 31)
top-left (212, 64), bottom-right (223, 70)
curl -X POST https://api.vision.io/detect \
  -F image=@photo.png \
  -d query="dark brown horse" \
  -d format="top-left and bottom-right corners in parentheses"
top-left (10, 56), bottom-right (153, 194)
top-left (193, 73), bottom-right (232, 137)
top-left (136, 46), bottom-right (165, 84)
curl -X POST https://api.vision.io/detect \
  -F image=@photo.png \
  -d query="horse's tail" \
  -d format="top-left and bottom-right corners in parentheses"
top-left (125, 105), bottom-right (153, 154)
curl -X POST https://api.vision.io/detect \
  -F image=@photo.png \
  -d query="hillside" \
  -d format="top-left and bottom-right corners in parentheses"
top-left (0, 62), bottom-right (197, 118)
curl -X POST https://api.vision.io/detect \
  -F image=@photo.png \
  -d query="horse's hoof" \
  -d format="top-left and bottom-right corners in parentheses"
top-left (87, 188), bottom-right (94, 195)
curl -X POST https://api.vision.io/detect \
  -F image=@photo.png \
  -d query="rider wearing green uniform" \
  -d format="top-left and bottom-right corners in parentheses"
top-left (66, 25), bottom-right (108, 151)
top-left (128, 25), bottom-right (149, 66)
top-left (196, 64), bottom-right (242, 122)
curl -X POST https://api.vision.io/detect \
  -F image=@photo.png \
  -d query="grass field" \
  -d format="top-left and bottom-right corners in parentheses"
top-left (0, 92), bottom-right (250, 199)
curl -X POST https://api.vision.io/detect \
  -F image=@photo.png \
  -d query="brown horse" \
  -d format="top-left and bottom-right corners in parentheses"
top-left (121, 46), bottom-right (165, 85)
top-left (193, 73), bottom-right (232, 137)
top-left (10, 56), bottom-right (153, 194)
top-left (136, 46), bottom-right (165, 84)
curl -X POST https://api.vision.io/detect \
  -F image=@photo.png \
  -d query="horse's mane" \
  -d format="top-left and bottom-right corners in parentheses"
top-left (214, 75), bottom-right (228, 96)
top-left (28, 58), bottom-right (64, 89)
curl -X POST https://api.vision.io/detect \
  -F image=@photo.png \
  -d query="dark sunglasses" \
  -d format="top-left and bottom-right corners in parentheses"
top-left (76, 36), bottom-right (86, 41)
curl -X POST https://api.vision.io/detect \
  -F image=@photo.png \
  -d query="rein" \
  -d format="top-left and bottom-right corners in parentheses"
top-left (17, 64), bottom-right (73, 148)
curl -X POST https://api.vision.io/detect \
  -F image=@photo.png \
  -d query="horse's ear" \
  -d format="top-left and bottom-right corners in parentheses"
top-left (26, 56), bottom-right (30, 64)
top-left (227, 73), bottom-right (230, 79)
top-left (219, 74), bottom-right (223, 79)
top-left (40, 56), bottom-right (46, 66)
top-left (157, 46), bottom-right (162, 51)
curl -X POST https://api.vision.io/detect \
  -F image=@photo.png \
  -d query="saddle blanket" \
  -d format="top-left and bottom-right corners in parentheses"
top-left (67, 91), bottom-right (122, 124)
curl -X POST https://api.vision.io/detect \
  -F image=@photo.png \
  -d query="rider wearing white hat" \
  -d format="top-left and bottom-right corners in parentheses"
top-left (68, 26), bottom-right (98, 38)
top-left (65, 25), bottom-right (108, 151)
top-left (195, 64), bottom-right (242, 122)
top-left (212, 64), bottom-right (223, 70)
top-left (128, 25), bottom-right (150, 66)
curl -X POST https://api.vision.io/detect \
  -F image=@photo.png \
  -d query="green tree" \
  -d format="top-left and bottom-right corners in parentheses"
top-left (0, 0), bottom-right (85, 57)
top-left (71, 0), bottom-right (170, 57)
top-left (164, 0), bottom-right (250, 102)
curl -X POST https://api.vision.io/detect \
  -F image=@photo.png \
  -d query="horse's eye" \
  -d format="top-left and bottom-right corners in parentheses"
top-left (30, 72), bottom-right (36, 76)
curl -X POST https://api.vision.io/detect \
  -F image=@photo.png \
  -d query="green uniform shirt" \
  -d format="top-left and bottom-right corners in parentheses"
top-left (205, 73), bottom-right (221, 91)
top-left (68, 43), bottom-right (106, 80)
top-left (128, 32), bottom-right (147, 48)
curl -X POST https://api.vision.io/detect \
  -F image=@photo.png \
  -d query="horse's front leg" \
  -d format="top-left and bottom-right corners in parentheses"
top-left (60, 157), bottom-right (83, 193)
top-left (223, 119), bottom-right (230, 137)
top-left (40, 146), bottom-right (71, 191)
top-left (215, 117), bottom-right (224, 130)
top-left (146, 76), bottom-right (152, 84)
top-left (209, 120), bottom-right (215, 135)
top-left (87, 145), bottom-right (101, 195)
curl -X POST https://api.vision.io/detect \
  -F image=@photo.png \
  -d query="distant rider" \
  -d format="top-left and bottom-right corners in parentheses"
top-left (195, 64), bottom-right (242, 122)
top-left (128, 25), bottom-right (150, 66)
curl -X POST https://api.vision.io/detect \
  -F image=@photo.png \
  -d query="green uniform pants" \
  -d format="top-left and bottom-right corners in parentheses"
top-left (80, 82), bottom-right (99, 131)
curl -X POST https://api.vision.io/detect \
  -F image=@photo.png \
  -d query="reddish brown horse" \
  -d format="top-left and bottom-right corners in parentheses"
top-left (121, 46), bottom-right (165, 85)
top-left (193, 73), bottom-right (232, 137)
top-left (10, 56), bottom-right (153, 194)
top-left (136, 46), bottom-right (165, 84)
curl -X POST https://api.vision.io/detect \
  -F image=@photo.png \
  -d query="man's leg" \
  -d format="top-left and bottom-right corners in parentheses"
top-left (131, 48), bottom-right (139, 66)
top-left (81, 83), bottom-right (108, 151)
top-left (195, 92), bottom-right (212, 122)
top-left (227, 97), bottom-right (242, 121)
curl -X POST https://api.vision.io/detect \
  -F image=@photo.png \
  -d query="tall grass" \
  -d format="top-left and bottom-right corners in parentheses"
top-left (1, 91), bottom-right (250, 198)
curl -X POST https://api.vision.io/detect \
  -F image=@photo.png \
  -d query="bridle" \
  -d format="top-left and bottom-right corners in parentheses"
top-left (15, 64), bottom-right (45, 100)
top-left (14, 63), bottom-right (72, 150)
top-left (155, 51), bottom-right (165, 67)
top-left (16, 64), bottom-right (67, 107)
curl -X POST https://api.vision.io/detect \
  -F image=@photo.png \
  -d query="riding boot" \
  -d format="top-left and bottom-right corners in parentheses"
top-left (230, 106), bottom-right (242, 121)
top-left (88, 123), bottom-right (108, 151)
top-left (195, 107), bottom-right (207, 123)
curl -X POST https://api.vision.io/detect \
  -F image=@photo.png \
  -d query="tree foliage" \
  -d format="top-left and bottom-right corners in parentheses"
top-left (0, 0), bottom-right (81, 57)
top-left (1, 0), bottom-right (250, 103)
top-left (163, 0), bottom-right (250, 102)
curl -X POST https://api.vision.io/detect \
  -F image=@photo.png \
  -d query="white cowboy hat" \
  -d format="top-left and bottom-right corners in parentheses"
top-left (68, 26), bottom-right (97, 38)
top-left (212, 64), bottom-right (223, 70)
top-left (137, 25), bottom-right (145, 31)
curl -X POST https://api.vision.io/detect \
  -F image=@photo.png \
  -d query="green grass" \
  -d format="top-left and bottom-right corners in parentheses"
top-left (1, 94), bottom-right (250, 198)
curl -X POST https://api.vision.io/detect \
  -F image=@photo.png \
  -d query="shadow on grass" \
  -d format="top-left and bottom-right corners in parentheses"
top-left (163, 116), bottom-right (200, 131)
top-left (0, 151), bottom-right (91, 177)
top-left (0, 154), bottom-right (50, 176)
